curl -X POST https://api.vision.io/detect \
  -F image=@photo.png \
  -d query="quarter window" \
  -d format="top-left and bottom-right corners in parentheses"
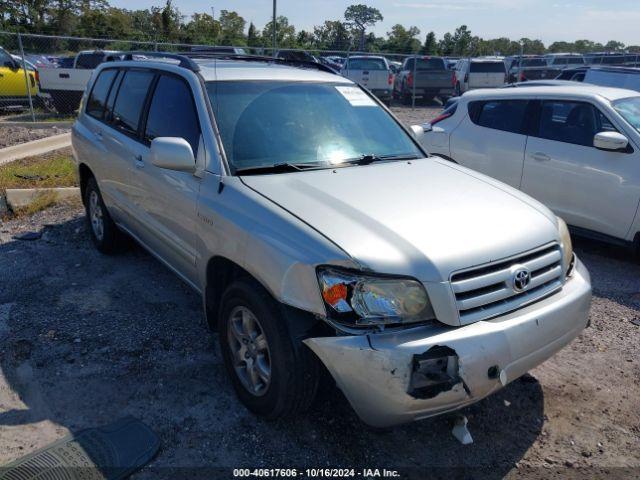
top-left (144, 75), bottom-right (201, 156)
top-left (469, 100), bottom-right (529, 134)
top-left (111, 70), bottom-right (154, 137)
top-left (86, 69), bottom-right (117, 120)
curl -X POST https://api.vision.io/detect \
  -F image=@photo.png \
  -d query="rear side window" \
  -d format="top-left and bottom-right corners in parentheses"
top-left (470, 62), bottom-right (506, 73)
top-left (86, 69), bottom-right (117, 119)
top-left (144, 75), bottom-right (201, 156)
top-left (111, 70), bottom-right (155, 137)
top-left (469, 100), bottom-right (528, 134)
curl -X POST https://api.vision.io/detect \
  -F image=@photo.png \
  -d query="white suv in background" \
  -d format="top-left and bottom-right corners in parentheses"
top-left (453, 57), bottom-right (506, 96)
top-left (420, 85), bottom-right (640, 251)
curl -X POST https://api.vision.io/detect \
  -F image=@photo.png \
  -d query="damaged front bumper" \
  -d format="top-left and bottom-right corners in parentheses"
top-left (304, 257), bottom-right (591, 428)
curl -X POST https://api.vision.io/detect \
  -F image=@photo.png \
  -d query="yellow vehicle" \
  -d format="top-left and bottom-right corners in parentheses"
top-left (0, 46), bottom-right (39, 107)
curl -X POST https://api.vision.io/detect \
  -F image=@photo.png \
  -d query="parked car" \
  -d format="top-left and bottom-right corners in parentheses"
top-left (38, 50), bottom-right (119, 113)
top-left (0, 47), bottom-right (39, 109)
top-left (453, 57), bottom-right (506, 96)
top-left (341, 55), bottom-right (394, 102)
top-left (72, 52), bottom-right (590, 428)
top-left (555, 67), bottom-right (589, 81)
top-left (544, 53), bottom-right (585, 68)
top-left (275, 50), bottom-right (318, 63)
top-left (388, 60), bottom-right (402, 74)
top-left (393, 56), bottom-right (454, 104)
top-left (579, 66), bottom-right (640, 92)
top-left (505, 55), bottom-right (561, 83)
top-left (584, 52), bottom-right (640, 66)
top-left (420, 85), bottom-right (640, 250)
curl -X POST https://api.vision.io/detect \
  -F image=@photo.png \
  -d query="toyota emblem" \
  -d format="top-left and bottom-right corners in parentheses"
top-left (513, 268), bottom-right (531, 292)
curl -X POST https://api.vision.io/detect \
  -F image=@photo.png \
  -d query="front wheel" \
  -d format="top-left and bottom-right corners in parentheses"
top-left (218, 278), bottom-right (320, 419)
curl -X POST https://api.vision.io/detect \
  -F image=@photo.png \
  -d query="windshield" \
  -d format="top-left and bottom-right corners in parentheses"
top-left (613, 97), bottom-right (640, 131)
top-left (470, 62), bottom-right (505, 73)
top-left (346, 58), bottom-right (387, 70)
top-left (206, 81), bottom-right (422, 172)
top-left (520, 58), bottom-right (546, 67)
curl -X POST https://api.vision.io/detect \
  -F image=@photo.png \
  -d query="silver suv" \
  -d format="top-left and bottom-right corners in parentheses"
top-left (72, 52), bottom-right (592, 428)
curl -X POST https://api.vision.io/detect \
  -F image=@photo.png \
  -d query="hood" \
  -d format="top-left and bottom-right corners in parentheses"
top-left (241, 158), bottom-right (559, 282)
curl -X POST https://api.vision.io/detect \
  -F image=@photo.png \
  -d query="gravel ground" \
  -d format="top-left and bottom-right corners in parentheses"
top-left (0, 126), bottom-right (71, 149)
top-left (0, 105), bottom-right (638, 479)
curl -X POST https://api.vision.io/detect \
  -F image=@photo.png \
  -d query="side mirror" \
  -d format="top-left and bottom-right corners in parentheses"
top-left (150, 137), bottom-right (195, 173)
top-left (594, 131), bottom-right (629, 151)
top-left (410, 124), bottom-right (426, 138)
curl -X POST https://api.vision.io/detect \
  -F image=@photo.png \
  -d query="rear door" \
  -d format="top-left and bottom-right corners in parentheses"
top-left (521, 100), bottom-right (640, 239)
top-left (133, 73), bottom-right (202, 283)
top-left (100, 68), bottom-right (156, 228)
top-left (450, 99), bottom-right (529, 187)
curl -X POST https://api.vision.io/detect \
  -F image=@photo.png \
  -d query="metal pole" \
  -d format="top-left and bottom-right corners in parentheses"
top-left (272, 0), bottom-right (277, 57)
top-left (518, 42), bottom-right (523, 84)
top-left (17, 33), bottom-right (35, 122)
top-left (412, 53), bottom-right (417, 109)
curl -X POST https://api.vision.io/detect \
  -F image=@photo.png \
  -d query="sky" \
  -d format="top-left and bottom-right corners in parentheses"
top-left (107, 0), bottom-right (640, 46)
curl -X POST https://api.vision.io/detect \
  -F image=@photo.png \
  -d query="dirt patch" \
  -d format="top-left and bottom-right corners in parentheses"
top-left (0, 126), bottom-right (71, 149)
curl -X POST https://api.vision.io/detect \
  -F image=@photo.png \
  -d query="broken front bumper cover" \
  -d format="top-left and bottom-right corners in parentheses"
top-left (305, 257), bottom-right (591, 428)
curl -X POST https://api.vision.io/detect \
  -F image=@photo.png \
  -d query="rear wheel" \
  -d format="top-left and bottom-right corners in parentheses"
top-left (455, 82), bottom-right (462, 97)
top-left (218, 278), bottom-right (320, 419)
top-left (84, 177), bottom-right (125, 254)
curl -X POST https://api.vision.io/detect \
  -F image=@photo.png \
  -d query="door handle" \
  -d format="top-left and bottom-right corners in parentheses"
top-left (93, 130), bottom-right (103, 141)
top-left (134, 154), bottom-right (144, 168)
top-left (531, 152), bottom-right (551, 162)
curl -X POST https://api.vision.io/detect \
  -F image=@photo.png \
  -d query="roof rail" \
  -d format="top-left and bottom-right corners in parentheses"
top-left (104, 50), bottom-right (340, 75)
top-left (181, 52), bottom-right (339, 75)
top-left (104, 51), bottom-right (201, 72)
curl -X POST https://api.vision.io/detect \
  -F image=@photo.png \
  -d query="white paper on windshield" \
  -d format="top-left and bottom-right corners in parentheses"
top-left (335, 86), bottom-right (377, 107)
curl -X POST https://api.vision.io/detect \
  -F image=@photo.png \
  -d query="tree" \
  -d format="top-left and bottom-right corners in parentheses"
top-left (218, 9), bottom-right (246, 46)
top-left (247, 21), bottom-right (260, 47)
top-left (344, 4), bottom-right (382, 51)
top-left (182, 13), bottom-right (219, 45)
top-left (452, 25), bottom-right (473, 55)
top-left (438, 32), bottom-right (455, 56)
top-left (385, 24), bottom-right (421, 54)
top-left (423, 31), bottom-right (437, 54)
top-left (262, 15), bottom-right (296, 49)
top-left (604, 40), bottom-right (625, 51)
top-left (313, 20), bottom-right (351, 50)
top-left (296, 30), bottom-right (314, 49)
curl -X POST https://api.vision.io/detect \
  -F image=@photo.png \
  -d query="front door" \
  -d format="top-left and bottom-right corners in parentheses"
top-left (521, 100), bottom-right (640, 240)
top-left (133, 73), bottom-right (202, 285)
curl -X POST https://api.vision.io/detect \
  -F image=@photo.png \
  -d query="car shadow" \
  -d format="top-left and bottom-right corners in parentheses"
top-left (0, 214), bottom-right (542, 477)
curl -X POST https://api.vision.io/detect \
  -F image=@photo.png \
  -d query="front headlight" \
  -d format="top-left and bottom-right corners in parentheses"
top-left (557, 217), bottom-right (574, 276)
top-left (317, 267), bottom-right (436, 327)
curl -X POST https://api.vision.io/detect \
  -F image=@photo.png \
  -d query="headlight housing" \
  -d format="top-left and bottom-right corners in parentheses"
top-left (317, 267), bottom-right (436, 327)
top-left (557, 217), bottom-right (574, 276)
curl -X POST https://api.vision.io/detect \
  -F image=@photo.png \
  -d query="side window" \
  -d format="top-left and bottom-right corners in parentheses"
top-left (469, 100), bottom-right (528, 134)
top-left (0, 48), bottom-right (13, 65)
top-left (143, 75), bottom-right (201, 157)
top-left (86, 69), bottom-right (117, 120)
top-left (538, 101), bottom-right (601, 147)
top-left (110, 69), bottom-right (155, 137)
top-left (104, 70), bottom-right (124, 122)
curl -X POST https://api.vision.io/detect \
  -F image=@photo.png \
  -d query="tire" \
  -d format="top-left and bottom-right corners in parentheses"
top-left (401, 85), bottom-right (412, 106)
top-left (50, 91), bottom-right (80, 115)
top-left (455, 82), bottom-right (462, 97)
top-left (84, 177), bottom-right (124, 254)
top-left (218, 278), bottom-right (320, 419)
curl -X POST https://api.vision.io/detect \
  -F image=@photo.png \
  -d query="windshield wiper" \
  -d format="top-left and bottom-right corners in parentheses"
top-left (338, 153), bottom-right (421, 166)
top-left (234, 162), bottom-right (330, 176)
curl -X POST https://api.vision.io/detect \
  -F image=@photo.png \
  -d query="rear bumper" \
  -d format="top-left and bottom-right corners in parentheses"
top-left (409, 87), bottom-right (454, 97)
top-left (305, 257), bottom-right (591, 427)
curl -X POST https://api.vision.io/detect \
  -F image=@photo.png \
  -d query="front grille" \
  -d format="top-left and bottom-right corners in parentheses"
top-left (450, 244), bottom-right (563, 323)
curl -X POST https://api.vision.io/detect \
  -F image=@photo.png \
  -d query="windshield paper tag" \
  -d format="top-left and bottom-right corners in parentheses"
top-left (335, 86), bottom-right (377, 107)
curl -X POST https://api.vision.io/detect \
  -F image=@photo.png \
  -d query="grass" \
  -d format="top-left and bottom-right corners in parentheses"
top-left (14, 190), bottom-right (59, 216)
top-left (0, 154), bottom-right (77, 191)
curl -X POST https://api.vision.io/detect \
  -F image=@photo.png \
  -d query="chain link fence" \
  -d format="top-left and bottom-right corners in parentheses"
top-left (2, 30), bottom-right (634, 121)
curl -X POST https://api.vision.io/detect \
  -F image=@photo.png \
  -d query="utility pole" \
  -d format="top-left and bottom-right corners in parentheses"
top-left (272, 0), bottom-right (277, 56)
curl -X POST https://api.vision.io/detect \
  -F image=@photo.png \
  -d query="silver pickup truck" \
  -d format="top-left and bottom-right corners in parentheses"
top-left (72, 52), bottom-right (591, 428)
top-left (393, 56), bottom-right (454, 104)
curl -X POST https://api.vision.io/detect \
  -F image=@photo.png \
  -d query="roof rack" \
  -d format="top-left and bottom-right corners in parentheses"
top-left (104, 50), bottom-right (338, 75)
top-left (104, 51), bottom-right (201, 72)
top-left (182, 52), bottom-right (339, 75)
